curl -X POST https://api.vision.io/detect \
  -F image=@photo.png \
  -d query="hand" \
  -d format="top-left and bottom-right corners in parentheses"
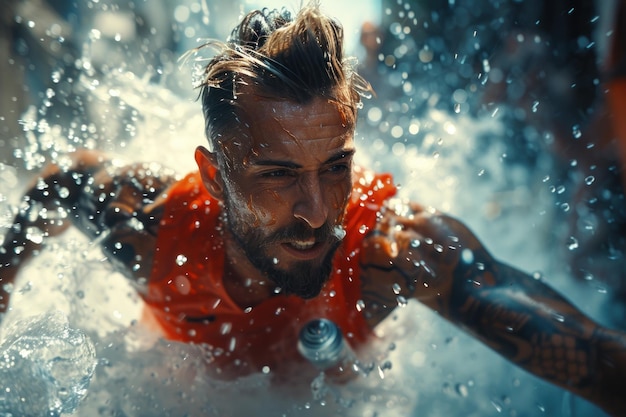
top-left (359, 199), bottom-right (493, 325)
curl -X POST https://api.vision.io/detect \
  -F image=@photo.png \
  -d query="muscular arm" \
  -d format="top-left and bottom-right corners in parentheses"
top-left (0, 149), bottom-right (177, 312)
top-left (359, 200), bottom-right (626, 416)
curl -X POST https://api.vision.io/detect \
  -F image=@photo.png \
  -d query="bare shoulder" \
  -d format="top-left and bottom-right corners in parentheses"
top-left (358, 198), bottom-right (490, 328)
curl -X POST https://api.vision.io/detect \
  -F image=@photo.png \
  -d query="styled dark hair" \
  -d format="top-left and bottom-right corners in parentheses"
top-left (193, 1), bottom-right (370, 153)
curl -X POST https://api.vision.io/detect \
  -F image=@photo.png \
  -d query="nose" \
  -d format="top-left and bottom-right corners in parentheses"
top-left (293, 172), bottom-right (329, 229)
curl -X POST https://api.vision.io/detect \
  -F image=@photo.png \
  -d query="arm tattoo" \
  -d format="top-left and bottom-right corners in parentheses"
top-left (448, 256), bottom-right (626, 413)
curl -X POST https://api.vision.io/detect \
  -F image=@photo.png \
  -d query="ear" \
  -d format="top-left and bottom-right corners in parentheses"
top-left (195, 146), bottom-right (224, 201)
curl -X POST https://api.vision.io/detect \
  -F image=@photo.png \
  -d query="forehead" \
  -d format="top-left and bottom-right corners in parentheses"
top-left (225, 96), bottom-right (355, 163)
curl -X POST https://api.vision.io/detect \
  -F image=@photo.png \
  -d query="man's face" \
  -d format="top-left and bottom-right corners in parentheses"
top-left (214, 96), bottom-right (355, 299)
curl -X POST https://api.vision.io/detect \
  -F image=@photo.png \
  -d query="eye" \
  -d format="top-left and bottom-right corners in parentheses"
top-left (261, 169), bottom-right (291, 178)
top-left (328, 164), bottom-right (348, 173)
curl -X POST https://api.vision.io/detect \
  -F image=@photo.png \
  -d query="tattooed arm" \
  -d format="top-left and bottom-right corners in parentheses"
top-left (0, 149), bottom-right (176, 312)
top-left (359, 200), bottom-right (626, 416)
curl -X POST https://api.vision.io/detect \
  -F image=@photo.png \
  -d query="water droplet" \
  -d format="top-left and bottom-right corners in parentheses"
top-left (455, 383), bottom-right (469, 397)
top-left (567, 237), bottom-right (579, 250)
top-left (36, 177), bottom-right (48, 191)
top-left (482, 58), bottom-right (491, 73)
top-left (410, 239), bottom-right (420, 248)
top-left (332, 226), bottom-right (346, 240)
top-left (89, 28), bottom-right (101, 41)
top-left (375, 360), bottom-right (392, 379)
top-left (392, 283), bottom-right (401, 294)
top-left (272, 257), bottom-right (279, 265)
top-left (355, 299), bottom-right (365, 312)
top-left (2, 283), bottom-right (14, 294)
top-left (58, 187), bottom-right (70, 198)
top-left (220, 322), bottom-right (232, 335)
top-left (572, 124), bottom-right (582, 139)
top-left (491, 399), bottom-right (503, 412)
top-left (531, 100), bottom-right (539, 113)
top-left (51, 70), bottom-right (61, 83)
top-left (584, 175), bottom-right (595, 185)
top-left (582, 271), bottom-right (594, 281)
top-left (396, 295), bottom-right (408, 307)
top-left (175, 254), bottom-right (188, 266)
top-left (552, 313), bottom-right (565, 323)
top-left (25, 227), bottom-right (45, 244)
top-left (461, 249), bottom-right (474, 264)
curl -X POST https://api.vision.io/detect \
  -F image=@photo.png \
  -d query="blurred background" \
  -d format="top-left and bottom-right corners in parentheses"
top-left (1, 0), bottom-right (625, 416)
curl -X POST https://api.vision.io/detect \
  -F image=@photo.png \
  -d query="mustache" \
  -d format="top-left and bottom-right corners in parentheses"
top-left (262, 221), bottom-right (340, 246)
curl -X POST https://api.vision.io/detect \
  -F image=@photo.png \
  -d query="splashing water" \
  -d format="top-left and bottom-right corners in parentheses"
top-left (0, 311), bottom-right (96, 416)
top-left (1, 0), bottom-right (622, 416)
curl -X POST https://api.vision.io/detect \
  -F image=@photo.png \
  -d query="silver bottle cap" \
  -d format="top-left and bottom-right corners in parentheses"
top-left (297, 318), bottom-right (345, 369)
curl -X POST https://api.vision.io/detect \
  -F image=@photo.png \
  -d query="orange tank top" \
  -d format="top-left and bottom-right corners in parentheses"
top-left (144, 166), bottom-right (396, 378)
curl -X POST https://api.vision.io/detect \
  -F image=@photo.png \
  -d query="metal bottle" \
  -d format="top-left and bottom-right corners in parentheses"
top-left (297, 318), bottom-right (357, 377)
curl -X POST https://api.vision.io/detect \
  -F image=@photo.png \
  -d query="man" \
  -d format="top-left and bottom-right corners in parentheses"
top-left (0, 3), bottom-right (625, 415)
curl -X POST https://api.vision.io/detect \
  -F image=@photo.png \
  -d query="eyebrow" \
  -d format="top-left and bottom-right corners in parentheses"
top-left (250, 149), bottom-right (355, 169)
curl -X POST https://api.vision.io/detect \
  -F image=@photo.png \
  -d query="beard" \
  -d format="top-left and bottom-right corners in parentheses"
top-left (222, 195), bottom-right (343, 299)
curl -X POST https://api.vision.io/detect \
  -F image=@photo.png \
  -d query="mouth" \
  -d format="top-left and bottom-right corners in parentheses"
top-left (288, 240), bottom-right (316, 250)
top-left (280, 239), bottom-right (326, 260)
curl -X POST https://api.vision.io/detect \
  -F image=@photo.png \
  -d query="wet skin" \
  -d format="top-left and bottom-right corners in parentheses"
top-left (1, 98), bottom-right (626, 415)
